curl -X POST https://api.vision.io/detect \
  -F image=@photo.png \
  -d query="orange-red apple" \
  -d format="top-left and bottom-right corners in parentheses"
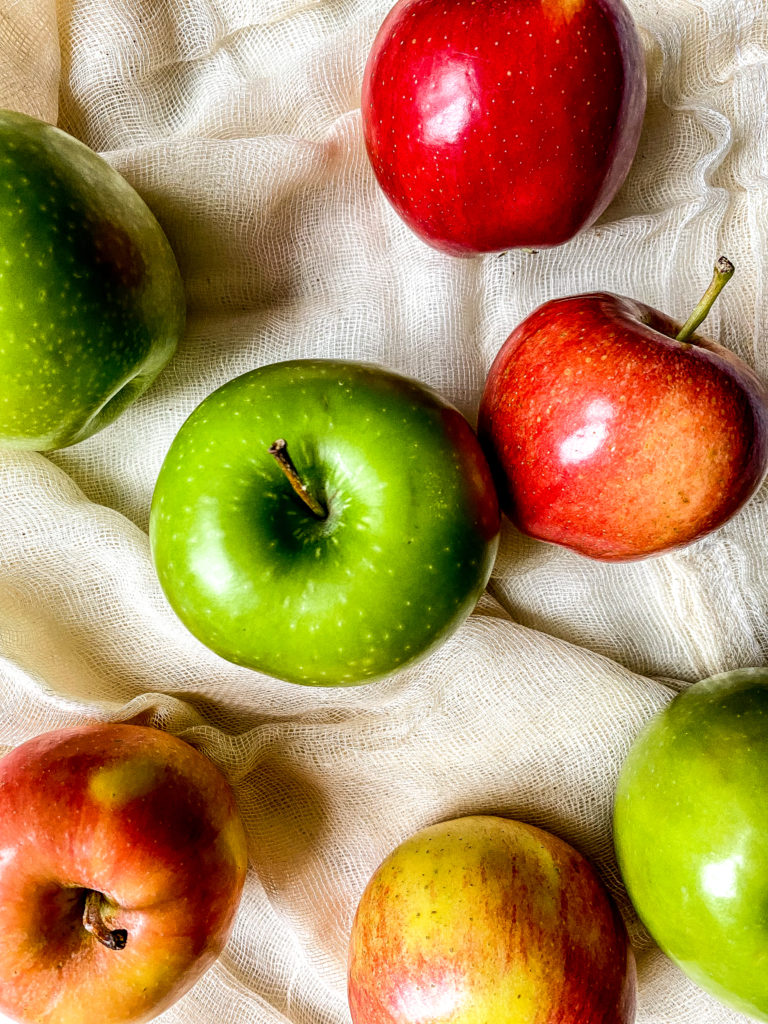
top-left (0, 723), bottom-right (248, 1024)
top-left (478, 260), bottom-right (768, 560)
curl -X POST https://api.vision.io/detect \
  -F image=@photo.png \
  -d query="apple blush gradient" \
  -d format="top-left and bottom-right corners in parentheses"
top-left (348, 815), bottom-right (636, 1024)
top-left (0, 724), bottom-right (248, 1024)
top-left (478, 293), bottom-right (768, 560)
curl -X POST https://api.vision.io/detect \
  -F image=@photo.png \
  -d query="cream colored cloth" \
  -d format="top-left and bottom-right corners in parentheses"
top-left (1, 1), bottom-right (766, 1022)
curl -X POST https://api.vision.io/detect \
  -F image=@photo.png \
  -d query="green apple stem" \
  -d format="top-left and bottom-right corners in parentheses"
top-left (268, 439), bottom-right (327, 519)
top-left (83, 890), bottom-right (128, 951)
top-left (675, 257), bottom-right (735, 343)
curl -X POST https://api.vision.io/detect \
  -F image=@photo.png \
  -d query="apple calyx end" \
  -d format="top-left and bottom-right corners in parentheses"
top-left (268, 439), bottom-right (327, 519)
top-left (83, 890), bottom-right (128, 951)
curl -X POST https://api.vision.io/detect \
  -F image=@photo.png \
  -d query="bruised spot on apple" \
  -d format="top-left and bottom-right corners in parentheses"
top-left (0, 724), bottom-right (248, 1024)
top-left (362, 0), bottom-right (646, 254)
top-left (348, 815), bottom-right (636, 1024)
top-left (478, 261), bottom-right (768, 559)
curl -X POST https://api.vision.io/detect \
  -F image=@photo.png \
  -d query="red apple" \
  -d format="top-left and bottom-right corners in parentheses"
top-left (348, 815), bottom-right (636, 1024)
top-left (0, 723), bottom-right (248, 1024)
top-left (361, 0), bottom-right (647, 255)
top-left (477, 259), bottom-right (768, 560)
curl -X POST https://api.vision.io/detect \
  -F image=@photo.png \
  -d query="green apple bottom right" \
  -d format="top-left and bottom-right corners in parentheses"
top-left (614, 669), bottom-right (768, 1022)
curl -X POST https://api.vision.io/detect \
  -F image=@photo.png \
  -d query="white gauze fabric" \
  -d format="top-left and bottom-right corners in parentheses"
top-left (0, 0), bottom-right (766, 1022)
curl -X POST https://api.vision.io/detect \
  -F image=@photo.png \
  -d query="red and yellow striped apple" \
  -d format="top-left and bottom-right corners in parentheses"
top-left (348, 815), bottom-right (636, 1024)
top-left (0, 723), bottom-right (248, 1024)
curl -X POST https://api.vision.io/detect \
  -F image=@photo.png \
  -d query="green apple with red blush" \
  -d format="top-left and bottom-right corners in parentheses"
top-left (348, 815), bottom-right (636, 1024)
top-left (478, 258), bottom-right (768, 560)
top-left (0, 108), bottom-right (184, 450)
top-left (150, 358), bottom-right (500, 686)
top-left (0, 722), bottom-right (248, 1024)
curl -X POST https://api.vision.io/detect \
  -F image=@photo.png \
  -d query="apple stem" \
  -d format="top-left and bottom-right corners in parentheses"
top-left (268, 439), bottom-right (327, 519)
top-left (83, 891), bottom-right (128, 951)
top-left (675, 256), bottom-right (735, 343)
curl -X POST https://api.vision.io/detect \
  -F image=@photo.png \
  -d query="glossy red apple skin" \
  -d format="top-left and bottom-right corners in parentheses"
top-left (362, 0), bottom-right (647, 255)
top-left (478, 293), bottom-right (768, 560)
top-left (348, 815), bottom-right (636, 1024)
top-left (0, 723), bottom-right (248, 1024)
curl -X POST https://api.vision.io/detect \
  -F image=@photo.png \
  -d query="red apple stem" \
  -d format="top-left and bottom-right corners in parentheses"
top-left (268, 439), bottom-right (327, 519)
top-left (83, 890), bottom-right (128, 951)
top-left (675, 257), bottom-right (735, 343)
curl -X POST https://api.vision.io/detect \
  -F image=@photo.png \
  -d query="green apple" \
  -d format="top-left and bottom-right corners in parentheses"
top-left (149, 359), bottom-right (500, 686)
top-left (0, 108), bottom-right (185, 450)
top-left (614, 668), bottom-right (768, 1020)
top-left (348, 815), bottom-right (636, 1024)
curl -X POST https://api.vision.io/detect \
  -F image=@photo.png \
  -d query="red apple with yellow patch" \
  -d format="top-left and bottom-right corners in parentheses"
top-left (362, 0), bottom-right (647, 255)
top-left (348, 815), bottom-right (636, 1024)
top-left (0, 723), bottom-right (248, 1024)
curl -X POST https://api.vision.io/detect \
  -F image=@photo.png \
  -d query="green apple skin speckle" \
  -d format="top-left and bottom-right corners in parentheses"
top-left (614, 668), bottom-right (768, 1021)
top-left (149, 360), bottom-right (501, 687)
top-left (0, 109), bottom-right (185, 451)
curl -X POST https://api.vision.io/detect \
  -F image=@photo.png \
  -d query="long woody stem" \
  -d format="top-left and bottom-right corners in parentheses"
top-left (268, 439), bottom-right (327, 519)
top-left (675, 257), bottom-right (735, 343)
top-left (83, 890), bottom-right (128, 950)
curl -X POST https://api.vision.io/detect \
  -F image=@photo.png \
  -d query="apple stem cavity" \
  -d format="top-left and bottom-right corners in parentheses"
top-left (675, 257), bottom-right (735, 344)
top-left (268, 439), bottom-right (327, 519)
top-left (83, 890), bottom-right (128, 951)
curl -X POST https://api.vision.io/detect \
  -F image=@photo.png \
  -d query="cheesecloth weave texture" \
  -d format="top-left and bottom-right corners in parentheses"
top-left (1, 0), bottom-right (767, 1022)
